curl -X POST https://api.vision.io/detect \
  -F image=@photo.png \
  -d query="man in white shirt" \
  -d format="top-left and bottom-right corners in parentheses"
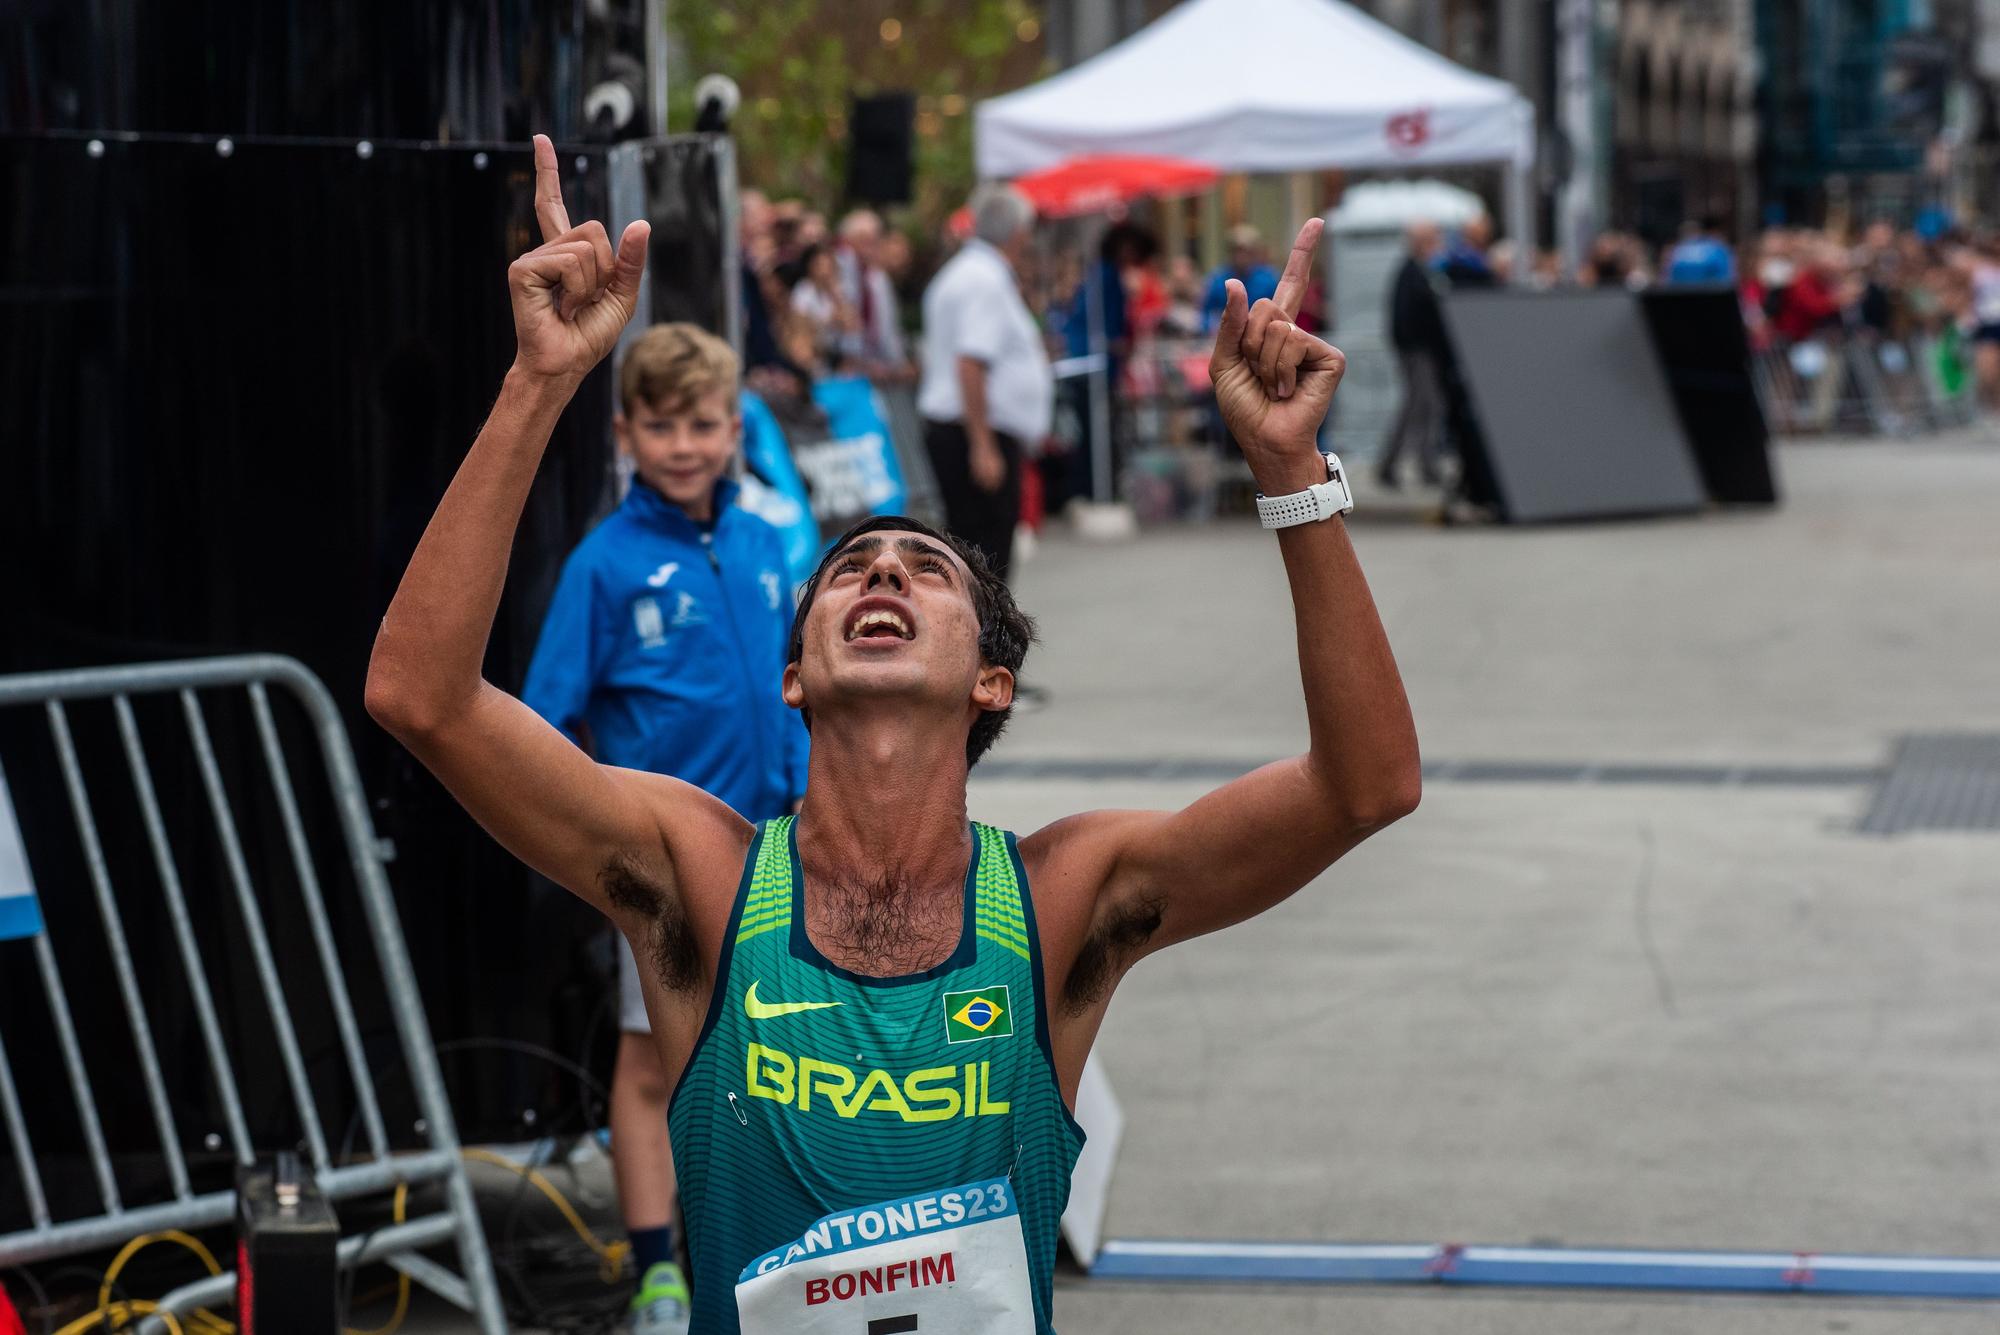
top-left (916, 185), bottom-right (1052, 581)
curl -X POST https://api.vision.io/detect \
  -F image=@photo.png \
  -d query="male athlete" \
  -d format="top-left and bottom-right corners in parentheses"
top-left (367, 137), bottom-right (1419, 1333)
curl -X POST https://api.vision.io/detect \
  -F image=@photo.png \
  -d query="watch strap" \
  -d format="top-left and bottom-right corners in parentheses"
top-left (1255, 453), bottom-right (1354, 529)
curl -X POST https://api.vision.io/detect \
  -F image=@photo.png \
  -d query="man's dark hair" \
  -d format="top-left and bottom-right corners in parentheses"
top-left (788, 516), bottom-right (1035, 769)
top-left (1102, 222), bottom-right (1158, 266)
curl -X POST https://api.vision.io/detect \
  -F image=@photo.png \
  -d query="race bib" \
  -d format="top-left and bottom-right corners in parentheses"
top-left (735, 1178), bottom-right (1035, 1335)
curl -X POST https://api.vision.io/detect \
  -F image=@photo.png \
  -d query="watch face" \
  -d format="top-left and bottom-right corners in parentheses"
top-left (1320, 453), bottom-right (1353, 512)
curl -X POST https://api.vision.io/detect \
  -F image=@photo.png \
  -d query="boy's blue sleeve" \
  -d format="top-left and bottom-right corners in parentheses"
top-left (521, 548), bottom-right (601, 747)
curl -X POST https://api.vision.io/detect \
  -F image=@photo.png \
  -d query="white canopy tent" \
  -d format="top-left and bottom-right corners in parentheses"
top-left (976, 0), bottom-right (1536, 255)
top-left (1328, 178), bottom-right (1489, 231)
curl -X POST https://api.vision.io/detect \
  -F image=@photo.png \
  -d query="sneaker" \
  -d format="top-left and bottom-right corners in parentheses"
top-left (629, 1261), bottom-right (691, 1334)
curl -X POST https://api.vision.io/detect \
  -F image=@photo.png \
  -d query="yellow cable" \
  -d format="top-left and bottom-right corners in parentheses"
top-left (460, 1147), bottom-right (631, 1282)
top-left (72, 1156), bottom-right (611, 1333)
top-left (87, 1231), bottom-right (222, 1335)
top-left (73, 1179), bottom-right (418, 1335)
top-left (342, 1183), bottom-right (410, 1335)
top-left (97, 1230), bottom-right (222, 1312)
top-left (184, 1303), bottom-right (231, 1335)
top-left (53, 1299), bottom-right (184, 1335)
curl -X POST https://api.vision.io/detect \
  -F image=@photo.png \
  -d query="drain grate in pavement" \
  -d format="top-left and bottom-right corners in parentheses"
top-left (1858, 734), bottom-right (2000, 833)
top-left (975, 757), bottom-right (1884, 788)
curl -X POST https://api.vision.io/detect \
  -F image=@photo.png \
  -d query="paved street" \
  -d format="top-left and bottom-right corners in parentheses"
top-left (407, 432), bottom-right (2000, 1332)
top-left (973, 432), bottom-right (2000, 1332)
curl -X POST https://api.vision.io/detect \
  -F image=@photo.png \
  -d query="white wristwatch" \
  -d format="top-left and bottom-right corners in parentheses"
top-left (1255, 452), bottom-right (1354, 529)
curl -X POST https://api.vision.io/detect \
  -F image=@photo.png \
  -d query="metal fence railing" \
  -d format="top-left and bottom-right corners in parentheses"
top-left (0, 654), bottom-right (505, 1333)
top-left (1108, 338), bottom-right (1263, 522)
top-left (873, 380), bottom-right (945, 527)
top-left (1752, 331), bottom-right (1977, 437)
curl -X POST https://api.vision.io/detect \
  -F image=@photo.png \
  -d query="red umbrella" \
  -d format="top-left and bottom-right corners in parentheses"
top-left (1012, 154), bottom-right (1221, 218)
top-left (949, 154), bottom-right (1221, 235)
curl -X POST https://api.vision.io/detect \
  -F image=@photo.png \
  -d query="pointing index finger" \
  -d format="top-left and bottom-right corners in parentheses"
top-left (1271, 217), bottom-right (1323, 323)
top-left (532, 134), bottom-right (572, 243)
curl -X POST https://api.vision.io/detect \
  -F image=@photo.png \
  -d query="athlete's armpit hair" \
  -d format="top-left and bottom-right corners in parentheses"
top-left (1062, 891), bottom-right (1166, 1013)
top-left (601, 853), bottom-right (699, 992)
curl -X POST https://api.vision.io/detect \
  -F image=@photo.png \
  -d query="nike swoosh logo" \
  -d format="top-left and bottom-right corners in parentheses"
top-left (744, 980), bottom-right (844, 1021)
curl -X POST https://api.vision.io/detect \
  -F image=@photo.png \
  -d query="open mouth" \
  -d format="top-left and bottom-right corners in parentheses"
top-left (844, 606), bottom-right (915, 642)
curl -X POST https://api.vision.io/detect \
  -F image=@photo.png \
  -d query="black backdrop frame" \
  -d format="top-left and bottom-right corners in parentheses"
top-left (0, 130), bottom-right (729, 1178)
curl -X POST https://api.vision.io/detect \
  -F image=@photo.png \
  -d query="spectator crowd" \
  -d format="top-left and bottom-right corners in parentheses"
top-left (730, 183), bottom-right (1284, 538)
top-left (727, 176), bottom-right (2000, 544)
top-left (1570, 216), bottom-right (2000, 417)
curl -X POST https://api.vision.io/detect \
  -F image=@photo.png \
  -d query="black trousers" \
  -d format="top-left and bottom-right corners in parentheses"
top-left (1379, 347), bottom-right (1447, 480)
top-left (923, 418), bottom-right (1023, 583)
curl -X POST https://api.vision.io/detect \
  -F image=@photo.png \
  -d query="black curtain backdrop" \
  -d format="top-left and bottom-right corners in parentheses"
top-left (0, 130), bottom-right (726, 1224)
top-left (2, 0), bottom-right (597, 142)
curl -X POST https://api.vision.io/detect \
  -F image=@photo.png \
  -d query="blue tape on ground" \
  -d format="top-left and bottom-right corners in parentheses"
top-left (1089, 1241), bottom-right (2000, 1300)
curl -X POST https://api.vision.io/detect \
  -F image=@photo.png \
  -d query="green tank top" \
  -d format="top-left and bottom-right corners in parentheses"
top-left (668, 816), bottom-right (1086, 1333)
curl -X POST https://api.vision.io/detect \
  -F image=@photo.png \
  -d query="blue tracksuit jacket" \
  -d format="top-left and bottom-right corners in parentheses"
top-left (522, 477), bottom-right (808, 821)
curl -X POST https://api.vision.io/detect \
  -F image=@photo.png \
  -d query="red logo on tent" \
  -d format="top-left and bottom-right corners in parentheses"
top-left (1385, 108), bottom-right (1431, 152)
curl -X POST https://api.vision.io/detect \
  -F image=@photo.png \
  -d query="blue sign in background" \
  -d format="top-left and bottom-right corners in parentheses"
top-left (0, 759), bottom-right (44, 941)
top-left (737, 390), bottom-right (823, 591)
top-left (737, 381), bottom-right (911, 592)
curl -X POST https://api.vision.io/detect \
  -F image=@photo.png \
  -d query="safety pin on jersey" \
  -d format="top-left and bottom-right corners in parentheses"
top-left (729, 1091), bottom-right (749, 1126)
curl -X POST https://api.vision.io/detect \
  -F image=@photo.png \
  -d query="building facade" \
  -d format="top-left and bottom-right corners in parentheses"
top-left (1610, 0), bottom-right (1760, 242)
top-left (1041, 0), bottom-right (1986, 243)
top-left (1364, 0), bottom-right (1982, 238)
top-left (1755, 0), bottom-right (1974, 227)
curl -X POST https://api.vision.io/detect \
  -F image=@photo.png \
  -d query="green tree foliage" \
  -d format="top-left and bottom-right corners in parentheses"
top-left (667, 0), bottom-right (1049, 229)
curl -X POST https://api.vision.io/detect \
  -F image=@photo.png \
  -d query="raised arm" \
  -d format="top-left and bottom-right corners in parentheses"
top-left (365, 137), bottom-right (738, 917)
top-left (1032, 219), bottom-right (1421, 986)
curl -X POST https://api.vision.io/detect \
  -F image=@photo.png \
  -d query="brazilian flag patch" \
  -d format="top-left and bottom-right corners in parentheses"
top-left (942, 985), bottom-right (1014, 1044)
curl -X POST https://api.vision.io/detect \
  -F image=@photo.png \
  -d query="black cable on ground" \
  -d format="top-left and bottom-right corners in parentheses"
top-left (5, 1263), bottom-right (53, 1335)
top-left (435, 1027), bottom-right (628, 1334)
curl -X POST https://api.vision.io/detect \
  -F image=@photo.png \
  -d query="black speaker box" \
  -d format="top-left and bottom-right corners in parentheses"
top-left (1638, 285), bottom-right (1780, 505)
top-left (847, 93), bottom-right (915, 205)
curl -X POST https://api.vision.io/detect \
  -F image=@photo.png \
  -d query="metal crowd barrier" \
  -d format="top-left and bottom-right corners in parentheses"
top-left (1113, 340), bottom-right (1228, 524)
top-left (0, 654), bottom-right (506, 1333)
top-left (1752, 331), bottom-right (1974, 437)
top-left (872, 380), bottom-right (944, 527)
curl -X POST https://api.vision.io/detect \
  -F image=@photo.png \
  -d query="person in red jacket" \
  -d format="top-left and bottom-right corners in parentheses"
top-left (1774, 241), bottom-right (1845, 343)
top-left (1773, 240), bottom-right (1855, 428)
